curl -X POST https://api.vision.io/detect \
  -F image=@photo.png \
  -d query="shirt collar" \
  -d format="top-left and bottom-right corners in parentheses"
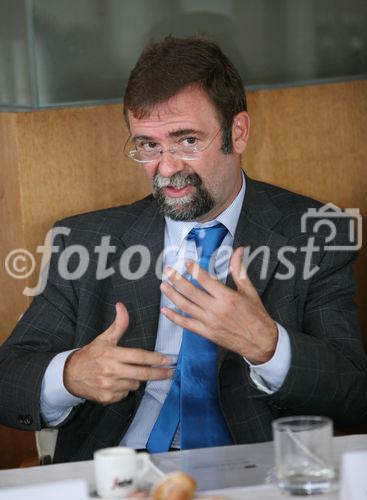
top-left (165, 171), bottom-right (246, 250)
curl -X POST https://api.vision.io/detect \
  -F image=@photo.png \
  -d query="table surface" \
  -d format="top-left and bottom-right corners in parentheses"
top-left (1, 434), bottom-right (367, 499)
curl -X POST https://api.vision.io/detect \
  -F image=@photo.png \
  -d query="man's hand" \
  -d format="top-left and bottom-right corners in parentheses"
top-left (64, 302), bottom-right (173, 404)
top-left (160, 247), bottom-right (278, 364)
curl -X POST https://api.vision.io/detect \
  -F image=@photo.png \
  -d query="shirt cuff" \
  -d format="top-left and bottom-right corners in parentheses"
top-left (40, 350), bottom-right (85, 426)
top-left (244, 323), bottom-right (291, 394)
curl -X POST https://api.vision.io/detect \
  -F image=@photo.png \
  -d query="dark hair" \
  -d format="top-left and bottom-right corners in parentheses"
top-left (123, 36), bottom-right (247, 154)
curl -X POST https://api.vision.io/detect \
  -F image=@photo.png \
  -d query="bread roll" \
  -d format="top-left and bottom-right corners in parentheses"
top-left (152, 471), bottom-right (197, 500)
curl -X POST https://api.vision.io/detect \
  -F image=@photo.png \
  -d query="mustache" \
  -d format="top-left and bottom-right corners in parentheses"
top-left (153, 171), bottom-right (202, 190)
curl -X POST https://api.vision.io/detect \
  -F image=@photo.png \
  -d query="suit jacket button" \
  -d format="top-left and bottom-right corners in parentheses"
top-left (18, 415), bottom-right (32, 425)
top-left (24, 416), bottom-right (32, 425)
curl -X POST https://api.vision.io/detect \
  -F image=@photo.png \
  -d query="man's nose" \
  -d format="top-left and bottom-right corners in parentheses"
top-left (157, 151), bottom-right (183, 178)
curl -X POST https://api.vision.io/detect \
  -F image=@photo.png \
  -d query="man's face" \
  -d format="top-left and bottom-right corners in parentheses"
top-left (128, 86), bottom-right (246, 222)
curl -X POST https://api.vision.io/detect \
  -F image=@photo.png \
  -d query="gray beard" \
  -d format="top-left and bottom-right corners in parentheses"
top-left (153, 171), bottom-right (215, 221)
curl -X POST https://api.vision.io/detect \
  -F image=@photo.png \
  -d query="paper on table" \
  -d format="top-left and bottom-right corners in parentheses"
top-left (0, 479), bottom-right (89, 500)
top-left (152, 441), bottom-right (275, 492)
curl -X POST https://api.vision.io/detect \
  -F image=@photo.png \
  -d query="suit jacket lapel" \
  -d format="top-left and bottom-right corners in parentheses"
top-left (219, 176), bottom-right (289, 366)
top-left (227, 175), bottom-right (289, 294)
top-left (112, 198), bottom-right (165, 352)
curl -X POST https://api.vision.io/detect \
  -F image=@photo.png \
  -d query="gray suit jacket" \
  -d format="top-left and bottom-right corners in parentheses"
top-left (1, 176), bottom-right (366, 463)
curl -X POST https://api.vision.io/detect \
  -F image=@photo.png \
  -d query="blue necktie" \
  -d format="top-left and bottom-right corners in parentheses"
top-left (146, 223), bottom-right (233, 452)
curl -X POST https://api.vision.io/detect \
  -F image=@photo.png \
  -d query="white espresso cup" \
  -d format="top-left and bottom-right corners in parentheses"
top-left (94, 447), bottom-right (150, 498)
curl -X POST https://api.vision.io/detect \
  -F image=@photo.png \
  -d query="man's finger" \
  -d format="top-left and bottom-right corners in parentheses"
top-left (183, 261), bottom-right (228, 299)
top-left (161, 306), bottom-right (206, 339)
top-left (99, 302), bottom-right (129, 345)
top-left (160, 280), bottom-right (206, 320)
top-left (115, 363), bottom-right (174, 382)
top-left (229, 247), bottom-right (258, 298)
top-left (112, 347), bottom-right (172, 367)
top-left (164, 267), bottom-right (210, 307)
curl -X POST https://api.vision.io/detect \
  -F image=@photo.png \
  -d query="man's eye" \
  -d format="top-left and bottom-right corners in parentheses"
top-left (137, 141), bottom-right (159, 151)
top-left (180, 137), bottom-right (198, 147)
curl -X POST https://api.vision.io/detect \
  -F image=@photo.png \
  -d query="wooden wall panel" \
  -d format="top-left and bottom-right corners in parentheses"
top-left (0, 114), bottom-right (29, 339)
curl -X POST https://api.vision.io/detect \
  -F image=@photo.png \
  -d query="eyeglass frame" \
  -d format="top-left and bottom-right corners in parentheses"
top-left (124, 128), bottom-right (222, 164)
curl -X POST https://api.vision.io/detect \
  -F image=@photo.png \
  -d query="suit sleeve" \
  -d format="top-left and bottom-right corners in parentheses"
top-left (253, 222), bottom-right (367, 424)
top-left (41, 350), bottom-right (85, 425)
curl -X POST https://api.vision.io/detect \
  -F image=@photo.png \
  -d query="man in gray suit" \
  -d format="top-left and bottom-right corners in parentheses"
top-left (1, 36), bottom-right (366, 462)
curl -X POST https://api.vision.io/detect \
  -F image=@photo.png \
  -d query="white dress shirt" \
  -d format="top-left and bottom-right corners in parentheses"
top-left (41, 173), bottom-right (291, 448)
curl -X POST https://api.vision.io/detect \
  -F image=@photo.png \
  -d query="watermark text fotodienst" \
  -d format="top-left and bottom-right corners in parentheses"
top-left (4, 203), bottom-right (362, 296)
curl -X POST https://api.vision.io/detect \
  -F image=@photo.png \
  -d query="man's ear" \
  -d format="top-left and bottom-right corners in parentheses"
top-left (231, 111), bottom-right (250, 154)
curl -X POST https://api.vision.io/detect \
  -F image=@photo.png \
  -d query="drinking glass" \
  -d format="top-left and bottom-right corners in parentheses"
top-left (272, 416), bottom-right (336, 495)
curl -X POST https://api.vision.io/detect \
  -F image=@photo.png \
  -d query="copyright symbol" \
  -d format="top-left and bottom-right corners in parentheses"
top-left (5, 249), bottom-right (36, 279)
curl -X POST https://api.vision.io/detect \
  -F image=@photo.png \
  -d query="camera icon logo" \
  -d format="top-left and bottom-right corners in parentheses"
top-left (301, 203), bottom-right (362, 251)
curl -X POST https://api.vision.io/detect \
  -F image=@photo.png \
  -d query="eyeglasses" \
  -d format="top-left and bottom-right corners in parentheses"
top-left (124, 128), bottom-right (221, 164)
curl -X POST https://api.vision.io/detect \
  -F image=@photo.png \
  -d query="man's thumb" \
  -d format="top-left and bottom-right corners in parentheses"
top-left (100, 302), bottom-right (129, 344)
